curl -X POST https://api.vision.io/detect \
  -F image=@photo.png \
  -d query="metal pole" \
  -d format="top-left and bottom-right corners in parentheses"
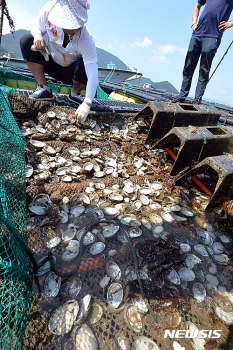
top-left (0, 0), bottom-right (6, 46)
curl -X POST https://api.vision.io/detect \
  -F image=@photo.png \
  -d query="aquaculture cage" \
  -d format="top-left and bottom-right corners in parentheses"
top-left (0, 86), bottom-right (32, 349)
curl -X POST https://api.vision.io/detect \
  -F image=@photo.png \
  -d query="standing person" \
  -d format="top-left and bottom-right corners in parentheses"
top-left (20, 0), bottom-right (98, 124)
top-left (171, 0), bottom-right (233, 104)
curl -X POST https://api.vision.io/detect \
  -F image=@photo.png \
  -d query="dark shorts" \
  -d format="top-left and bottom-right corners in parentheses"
top-left (20, 33), bottom-right (87, 85)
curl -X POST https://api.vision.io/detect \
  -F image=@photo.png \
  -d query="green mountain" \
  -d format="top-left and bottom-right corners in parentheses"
top-left (0, 29), bottom-right (178, 93)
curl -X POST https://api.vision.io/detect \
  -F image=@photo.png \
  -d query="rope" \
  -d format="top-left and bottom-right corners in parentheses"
top-left (197, 131), bottom-right (207, 163)
top-left (196, 40), bottom-right (233, 102)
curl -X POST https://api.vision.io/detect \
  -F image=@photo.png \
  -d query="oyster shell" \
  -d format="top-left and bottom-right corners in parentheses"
top-left (107, 282), bottom-right (124, 309)
top-left (134, 336), bottom-right (159, 350)
top-left (106, 261), bottom-right (121, 281)
top-left (192, 282), bottom-right (206, 303)
top-left (49, 300), bottom-right (79, 335)
top-left (90, 242), bottom-right (105, 255)
top-left (44, 272), bottom-right (61, 297)
top-left (125, 305), bottom-right (142, 333)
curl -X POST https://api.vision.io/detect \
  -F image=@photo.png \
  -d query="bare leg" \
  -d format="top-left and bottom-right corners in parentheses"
top-left (72, 80), bottom-right (86, 94)
top-left (26, 62), bottom-right (48, 86)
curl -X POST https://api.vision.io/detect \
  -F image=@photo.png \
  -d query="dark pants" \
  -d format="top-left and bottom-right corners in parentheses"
top-left (179, 36), bottom-right (221, 100)
top-left (19, 33), bottom-right (87, 85)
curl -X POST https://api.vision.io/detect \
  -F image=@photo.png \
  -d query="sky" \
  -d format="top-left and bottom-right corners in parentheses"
top-left (2, 0), bottom-right (233, 105)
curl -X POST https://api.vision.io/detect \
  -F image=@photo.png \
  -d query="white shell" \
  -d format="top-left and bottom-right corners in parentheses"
top-left (99, 275), bottom-right (110, 288)
top-left (73, 324), bottom-right (98, 350)
top-left (134, 200), bottom-right (142, 211)
top-left (141, 218), bottom-right (152, 230)
top-left (180, 207), bottom-right (194, 217)
top-left (76, 294), bottom-right (92, 325)
top-left (107, 282), bottom-right (124, 309)
top-left (129, 227), bottom-right (142, 238)
top-left (94, 181), bottom-right (105, 189)
top-left (206, 274), bottom-right (219, 286)
top-left (132, 296), bottom-right (148, 314)
top-left (82, 194), bottom-right (90, 204)
top-left (30, 140), bottom-right (46, 148)
top-left (109, 193), bottom-right (124, 202)
top-left (49, 300), bottom-right (79, 335)
top-left (55, 156), bottom-right (67, 165)
top-left (56, 167), bottom-right (69, 176)
top-left (161, 211), bottom-right (174, 222)
top-left (178, 267), bottom-right (195, 281)
top-left (83, 162), bottom-right (94, 172)
top-left (76, 229), bottom-right (95, 245)
top-left (186, 322), bottom-right (206, 349)
top-left (212, 242), bottom-right (224, 254)
top-left (62, 175), bottom-right (72, 182)
top-left (106, 261), bottom-right (122, 280)
top-left (134, 336), bottom-right (160, 350)
top-left (180, 244), bottom-right (191, 254)
top-left (90, 242), bottom-right (105, 255)
top-left (149, 213), bottom-right (163, 225)
top-left (214, 254), bottom-right (230, 264)
top-left (62, 249), bottom-right (79, 261)
top-left (215, 307), bottom-right (233, 325)
top-left (140, 195), bottom-right (150, 205)
top-left (67, 278), bottom-right (82, 297)
top-left (70, 205), bottom-right (85, 218)
top-left (94, 171), bottom-right (105, 178)
top-left (120, 215), bottom-right (141, 227)
top-left (70, 165), bottom-right (82, 173)
top-left (47, 111), bottom-right (56, 118)
top-left (125, 305), bottom-right (142, 333)
top-left (139, 187), bottom-right (152, 195)
top-left (192, 282), bottom-right (206, 303)
top-left (103, 207), bottom-right (118, 216)
top-left (62, 226), bottom-right (77, 242)
top-left (194, 244), bottom-right (208, 257)
top-left (29, 202), bottom-right (48, 215)
top-left (173, 215), bottom-right (187, 222)
top-left (68, 147), bottom-right (80, 157)
top-left (34, 171), bottom-right (50, 181)
top-left (185, 254), bottom-right (201, 269)
top-left (44, 272), bottom-right (61, 297)
top-left (26, 165), bottom-right (33, 178)
top-left (167, 269), bottom-right (181, 285)
top-left (46, 237), bottom-right (61, 249)
top-left (108, 250), bottom-right (117, 257)
top-left (102, 225), bottom-right (119, 237)
top-left (43, 145), bottom-right (56, 155)
top-left (152, 225), bottom-right (163, 236)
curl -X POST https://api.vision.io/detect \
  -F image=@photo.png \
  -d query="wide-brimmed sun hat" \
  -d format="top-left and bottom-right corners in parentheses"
top-left (48, 0), bottom-right (90, 30)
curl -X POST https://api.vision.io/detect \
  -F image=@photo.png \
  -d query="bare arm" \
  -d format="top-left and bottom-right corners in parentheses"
top-left (192, 2), bottom-right (203, 30)
top-left (219, 20), bottom-right (233, 33)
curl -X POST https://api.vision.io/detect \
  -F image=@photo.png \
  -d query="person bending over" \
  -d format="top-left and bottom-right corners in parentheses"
top-left (20, 0), bottom-right (98, 124)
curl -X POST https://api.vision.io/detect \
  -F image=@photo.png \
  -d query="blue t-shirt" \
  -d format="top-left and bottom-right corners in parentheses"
top-left (193, 0), bottom-right (233, 38)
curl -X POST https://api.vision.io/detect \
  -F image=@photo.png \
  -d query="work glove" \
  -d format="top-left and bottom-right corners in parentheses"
top-left (31, 45), bottom-right (50, 61)
top-left (75, 102), bottom-right (91, 124)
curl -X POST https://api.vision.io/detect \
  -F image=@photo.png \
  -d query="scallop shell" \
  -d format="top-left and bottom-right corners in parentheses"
top-left (134, 336), bottom-right (159, 350)
top-left (49, 300), bottom-right (79, 335)
top-left (185, 254), bottom-right (201, 269)
top-left (75, 294), bottom-right (92, 325)
top-left (125, 305), bottom-right (142, 333)
top-left (107, 282), bottom-right (124, 309)
top-left (102, 225), bottom-right (119, 237)
top-left (26, 165), bottom-right (33, 178)
top-left (192, 282), bottom-right (206, 303)
top-left (30, 140), bottom-right (46, 148)
top-left (62, 226), bottom-right (77, 242)
top-left (44, 272), bottom-right (61, 297)
top-left (73, 324), bottom-right (98, 350)
top-left (46, 237), bottom-right (61, 249)
top-left (90, 242), bottom-right (105, 255)
top-left (178, 267), bottom-right (195, 281)
top-left (194, 244), bottom-right (208, 257)
top-left (167, 269), bottom-right (181, 285)
top-left (67, 278), bottom-right (82, 297)
top-left (106, 261), bottom-right (121, 280)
